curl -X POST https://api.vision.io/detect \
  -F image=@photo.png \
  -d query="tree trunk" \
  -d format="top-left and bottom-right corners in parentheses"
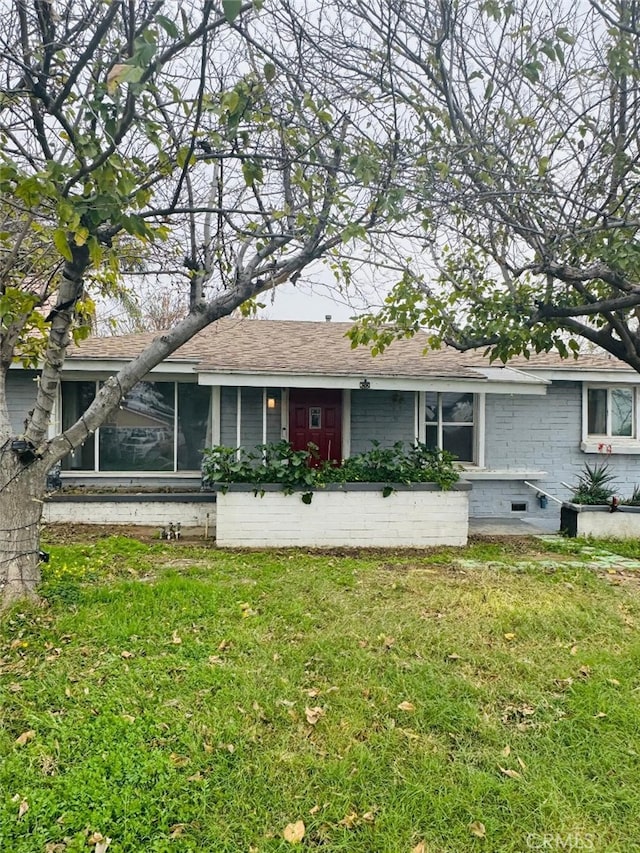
top-left (0, 447), bottom-right (46, 608)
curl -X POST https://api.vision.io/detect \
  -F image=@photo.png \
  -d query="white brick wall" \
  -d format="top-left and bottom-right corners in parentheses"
top-left (43, 499), bottom-right (215, 529)
top-left (216, 486), bottom-right (469, 547)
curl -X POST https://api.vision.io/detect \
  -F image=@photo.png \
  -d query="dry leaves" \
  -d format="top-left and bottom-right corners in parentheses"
top-left (283, 820), bottom-right (305, 844)
top-left (171, 631), bottom-right (182, 645)
top-left (412, 841), bottom-right (427, 853)
top-left (305, 706), bottom-right (325, 725)
top-left (499, 766), bottom-right (522, 780)
top-left (18, 799), bottom-right (29, 819)
top-left (397, 701), bottom-right (416, 712)
top-left (469, 820), bottom-right (486, 838)
top-left (503, 632), bottom-right (516, 641)
top-left (120, 650), bottom-right (134, 659)
top-left (15, 730), bottom-right (35, 746)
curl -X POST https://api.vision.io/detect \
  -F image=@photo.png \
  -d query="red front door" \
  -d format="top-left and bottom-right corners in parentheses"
top-left (289, 389), bottom-right (342, 465)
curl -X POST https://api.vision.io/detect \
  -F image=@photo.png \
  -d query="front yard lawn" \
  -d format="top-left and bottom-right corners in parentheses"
top-left (1, 535), bottom-right (640, 852)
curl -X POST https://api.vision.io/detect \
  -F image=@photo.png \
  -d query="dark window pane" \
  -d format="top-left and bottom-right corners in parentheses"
top-left (612, 388), bottom-right (633, 436)
top-left (100, 381), bottom-right (174, 471)
top-left (61, 382), bottom-right (95, 470)
top-left (425, 392), bottom-right (438, 423)
top-left (177, 384), bottom-right (211, 470)
top-left (587, 388), bottom-right (607, 434)
top-left (425, 424), bottom-right (438, 450)
top-left (442, 425), bottom-right (474, 462)
top-left (442, 392), bottom-right (474, 423)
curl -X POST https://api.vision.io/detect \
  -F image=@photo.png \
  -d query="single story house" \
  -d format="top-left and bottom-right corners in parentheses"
top-left (7, 318), bottom-right (640, 526)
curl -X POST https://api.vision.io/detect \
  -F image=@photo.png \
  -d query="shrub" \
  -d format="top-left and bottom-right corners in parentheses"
top-left (570, 462), bottom-right (617, 505)
top-left (202, 440), bottom-right (459, 498)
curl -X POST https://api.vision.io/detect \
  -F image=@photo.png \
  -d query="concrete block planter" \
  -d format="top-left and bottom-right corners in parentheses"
top-left (214, 482), bottom-right (471, 548)
top-left (43, 492), bottom-right (216, 531)
top-left (561, 502), bottom-right (640, 538)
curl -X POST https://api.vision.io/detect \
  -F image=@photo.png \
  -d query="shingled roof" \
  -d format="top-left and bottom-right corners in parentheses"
top-left (66, 318), bottom-right (487, 379)
top-left (65, 318), bottom-right (636, 378)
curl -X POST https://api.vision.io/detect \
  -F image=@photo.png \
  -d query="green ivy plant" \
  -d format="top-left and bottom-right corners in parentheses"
top-left (202, 440), bottom-right (460, 502)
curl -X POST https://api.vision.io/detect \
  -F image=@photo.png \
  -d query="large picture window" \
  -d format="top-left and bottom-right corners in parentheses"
top-left (61, 381), bottom-right (212, 472)
top-left (587, 386), bottom-right (635, 438)
top-left (425, 392), bottom-right (476, 462)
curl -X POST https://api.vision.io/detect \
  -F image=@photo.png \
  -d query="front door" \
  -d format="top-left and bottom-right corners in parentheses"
top-left (289, 389), bottom-right (342, 465)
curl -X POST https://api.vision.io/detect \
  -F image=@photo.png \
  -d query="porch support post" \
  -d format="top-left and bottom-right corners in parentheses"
top-left (341, 389), bottom-right (351, 460)
top-left (236, 387), bottom-right (242, 459)
top-left (262, 387), bottom-right (267, 446)
top-left (280, 388), bottom-right (289, 441)
top-left (211, 386), bottom-right (221, 446)
top-left (476, 392), bottom-right (486, 468)
top-left (416, 391), bottom-right (426, 443)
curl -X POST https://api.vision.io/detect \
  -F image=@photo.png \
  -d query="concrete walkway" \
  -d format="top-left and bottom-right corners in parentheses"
top-left (469, 516), bottom-right (561, 536)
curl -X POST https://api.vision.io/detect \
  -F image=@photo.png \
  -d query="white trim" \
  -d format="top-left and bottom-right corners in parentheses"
top-left (280, 388), bottom-right (289, 441)
top-left (173, 383), bottom-right (178, 473)
top-left (342, 389), bottom-right (351, 459)
top-left (51, 360), bottom-right (200, 375)
top-left (461, 468), bottom-right (547, 480)
top-left (211, 386), bottom-right (221, 445)
top-left (522, 368), bottom-right (638, 383)
top-left (236, 387), bottom-right (242, 458)
top-left (476, 393), bottom-right (486, 469)
top-left (582, 383), bottom-right (640, 449)
top-left (262, 387), bottom-right (268, 445)
top-left (196, 372), bottom-right (548, 394)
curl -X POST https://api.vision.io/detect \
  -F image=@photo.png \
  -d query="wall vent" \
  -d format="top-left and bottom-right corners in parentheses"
top-left (511, 502), bottom-right (527, 513)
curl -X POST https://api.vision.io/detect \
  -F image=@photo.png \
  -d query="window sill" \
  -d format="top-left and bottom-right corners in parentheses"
top-left (581, 440), bottom-right (640, 455)
top-left (458, 467), bottom-right (547, 481)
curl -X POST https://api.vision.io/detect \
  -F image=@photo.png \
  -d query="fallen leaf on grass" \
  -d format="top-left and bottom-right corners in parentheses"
top-left (95, 839), bottom-right (111, 853)
top-left (594, 711), bottom-right (607, 718)
top-left (305, 706), bottom-right (325, 725)
top-left (169, 824), bottom-right (186, 839)
top-left (469, 820), bottom-right (486, 838)
top-left (501, 744), bottom-right (511, 757)
top-left (309, 804), bottom-right (321, 815)
top-left (240, 602), bottom-right (258, 617)
top-left (283, 820), bottom-right (305, 843)
top-left (218, 639), bottom-right (232, 651)
top-left (362, 811), bottom-right (375, 823)
top-left (517, 756), bottom-right (527, 770)
top-left (18, 799), bottom-right (28, 819)
top-left (397, 701), bottom-right (416, 712)
top-left (15, 730), bottom-right (35, 746)
top-left (503, 632), bottom-right (516, 641)
top-left (120, 714), bottom-right (135, 724)
top-left (499, 766), bottom-right (522, 780)
top-left (9, 682), bottom-right (22, 693)
top-left (412, 841), bottom-right (426, 853)
top-left (339, 811), bottom-right (359, 828)
top-left (169, 753), bottom-right (190, 767)
top-left (171, 631), bottom-right (182, 645)
top-left (579, 665), bottom-right (591, 678)
top-left (570, 645), bottom-right (578, 656)
top-left (120, 650), bottom-right (134, 659)
top-left (208, 655), bottom-right (224, 665)
top-left (447, 653), bottom-right (460, 661)
top-left (608, 678), bottom-right (621, 686)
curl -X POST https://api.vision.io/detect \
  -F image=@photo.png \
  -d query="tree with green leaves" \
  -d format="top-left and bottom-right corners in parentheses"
top-left (320, 0), bottom-right (640, 369)
top-left (0, 0), bottom-right (402, 606)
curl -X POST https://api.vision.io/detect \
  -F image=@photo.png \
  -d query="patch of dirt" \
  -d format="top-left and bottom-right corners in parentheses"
top-left (41, 523), bottom-right (215, 545)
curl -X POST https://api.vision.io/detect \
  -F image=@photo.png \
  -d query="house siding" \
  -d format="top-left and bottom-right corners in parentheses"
top-left (6, 372), bottom-right (38, 434)
top-left (473, 381), bottom-right (640, 518)
top-left (350, 390), bottom-right (415, 454)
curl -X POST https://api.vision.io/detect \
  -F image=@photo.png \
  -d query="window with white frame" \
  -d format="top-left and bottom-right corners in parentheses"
top-left (425, 391), bottom-right (476, 462)
top-left (586, 386), bottom-right (635, 438)
top-left (60, 380), bottom-right (212, 472)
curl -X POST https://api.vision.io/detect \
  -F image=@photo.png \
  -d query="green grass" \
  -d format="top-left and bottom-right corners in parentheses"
top-left (2, 536), bottom-right (640, 852)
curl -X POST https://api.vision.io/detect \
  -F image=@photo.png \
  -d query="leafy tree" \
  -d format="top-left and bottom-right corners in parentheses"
top-left (323, 0), bottom-right (640, 369)
top-left (0, 0), bottom-right (402, 605)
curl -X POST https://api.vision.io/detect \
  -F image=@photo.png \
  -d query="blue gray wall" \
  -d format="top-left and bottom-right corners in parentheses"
top-left (350, 390), bottom-right (415, 453)
top-left (5, 371), bottom-right (38, 434)
top-left (475, 381), bottom-right (640, 519)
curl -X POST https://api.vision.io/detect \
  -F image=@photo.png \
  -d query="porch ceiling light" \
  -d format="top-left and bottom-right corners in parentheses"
top-left (359, 378), bottom-right (371, 390)
top-left (267, 397), bottom-right (277, 409)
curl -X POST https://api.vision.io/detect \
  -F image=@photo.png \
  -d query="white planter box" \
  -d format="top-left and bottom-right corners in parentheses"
top-left (561, 502), bottom-right (640, 539)
top-left (214, 483), bottom-right (471, 548)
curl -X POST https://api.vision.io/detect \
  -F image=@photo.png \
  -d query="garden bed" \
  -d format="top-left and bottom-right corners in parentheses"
top-left (214, 482), bottom-right (471, 547)
top-left (561, 502), bottom-right (640, 539)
